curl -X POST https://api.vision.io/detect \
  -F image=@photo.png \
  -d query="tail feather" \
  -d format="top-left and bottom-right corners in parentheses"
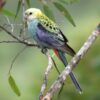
top-left (54, 49), bottom-right (82, 93)
top-left (65, 43), bottom-right (76, 56)
top-left (70, 72), bottom-right (82, 93)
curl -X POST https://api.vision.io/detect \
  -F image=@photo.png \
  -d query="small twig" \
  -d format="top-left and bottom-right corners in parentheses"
top-left (0, 25), bottom-right (39, 47)
top-left (42, 24), bottom-right (100, 100)
top-left (40, 52), bottom-right (63, 100)
top-left (5, 16), bottom-right (14, 33)
top-left (51, 56), bottom-right (65, 98)
top-left (39, 51), bottom-right (53, 100)
top-left (51, 57), bottom-right (60, 74)
top-left (0, 16), bottom-right (37, 47)
top-left (22, 0), bottom-right (25, 22)
top-left (20, 0), bottom-right (26, 37)
top-left (0, 40), bottom-right (20, 43)
top-left (8, 46), bottom-right (27, 74)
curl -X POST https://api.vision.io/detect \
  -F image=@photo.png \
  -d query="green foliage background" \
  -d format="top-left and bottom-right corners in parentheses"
top-left (0, 0), bottom-right (100, 100)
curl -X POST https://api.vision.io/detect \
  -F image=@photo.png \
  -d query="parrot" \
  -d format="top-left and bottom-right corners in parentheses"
top-left (24, 8), bottom-right (82, 92)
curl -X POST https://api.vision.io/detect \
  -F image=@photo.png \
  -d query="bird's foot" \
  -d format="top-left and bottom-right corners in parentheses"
top-left (41, 48), bottom-right (47, 54)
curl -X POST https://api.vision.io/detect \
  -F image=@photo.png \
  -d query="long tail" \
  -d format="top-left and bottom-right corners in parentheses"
top-left (54, 49), bottom-right (82, 93)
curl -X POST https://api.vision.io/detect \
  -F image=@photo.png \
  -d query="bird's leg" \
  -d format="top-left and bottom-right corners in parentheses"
top-left (41, 48), bottom-right (48, 54)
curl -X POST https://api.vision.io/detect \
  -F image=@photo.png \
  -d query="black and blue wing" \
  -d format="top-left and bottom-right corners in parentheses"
top-left (36, 23), bottom-right (75, 56)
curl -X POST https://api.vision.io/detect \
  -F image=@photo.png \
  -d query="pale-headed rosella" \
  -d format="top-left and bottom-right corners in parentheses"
top-left (24, 8), bottom-right (82, 92)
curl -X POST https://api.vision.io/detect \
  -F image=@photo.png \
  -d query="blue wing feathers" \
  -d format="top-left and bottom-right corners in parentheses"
top-left (36, 23), bottom-right (65, 47)
top-left (36, 23), bottom-right (75, 56)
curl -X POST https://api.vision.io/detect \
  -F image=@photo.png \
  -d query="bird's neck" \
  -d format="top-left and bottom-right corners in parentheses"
top-left (27, 19), bottom-right (39, 33)
top-left (27, 18), bottom-right (39, 26)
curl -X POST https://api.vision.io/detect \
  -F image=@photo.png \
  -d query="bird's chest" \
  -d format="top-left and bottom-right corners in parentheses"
top-left (28, 20), bottom-right (38, 39)
top-left (27, 20), bottom-right (45, 47)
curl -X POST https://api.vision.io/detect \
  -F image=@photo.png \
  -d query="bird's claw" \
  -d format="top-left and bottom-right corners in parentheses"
top-left (41, 48), bottom-right (47, 54)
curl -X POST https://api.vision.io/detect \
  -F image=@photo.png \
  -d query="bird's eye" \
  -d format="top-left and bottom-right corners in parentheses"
top-left (29, 12), bottom-right (32, 15)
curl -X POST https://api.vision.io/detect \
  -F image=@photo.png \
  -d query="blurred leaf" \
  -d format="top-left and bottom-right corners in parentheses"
top-left (2, 9), bottom-right (15, 16)
top-left (0, 0), bottom-right (6, 9)
top-left (15, 0), bottom-right (22, 19)
top-left (8, 75), bottom-right (21, 96)
top-left (58, 0), bottom-right (79, 4)
top-left (26, 0), bottom-right (30, 7)
top-left (53, 2), bottom-right (76, 26)
top-left (43, 4), bottom-right (55, 21)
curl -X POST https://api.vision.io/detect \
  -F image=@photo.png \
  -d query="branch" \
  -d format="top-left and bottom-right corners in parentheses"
top-left (5, 16), bottom-right (14, 33)
top-left (0, 25), bottom-right (39, 47)
top-left (39, 51), bottom-right (53, 100)
top-left (22, 0), bottom-right (25, 22)
top-left (0, 40), bottom-right (19, 43)
top-left (20, 0), bottom-right (26, 37)
top-left (42, 24), bottom-right (100, 100)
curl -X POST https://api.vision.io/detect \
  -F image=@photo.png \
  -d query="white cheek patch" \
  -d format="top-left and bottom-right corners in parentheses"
top-left (28, 15), bottom-right (35, 21)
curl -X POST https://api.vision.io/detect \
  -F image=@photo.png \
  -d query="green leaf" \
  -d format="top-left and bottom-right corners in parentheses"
top-left (15, 0), bottom-right (22, 19)
top-left (53, 2), bottom-right (76, 26)
top-left (43, 4), bottom-right (55, 21)
top-left (2, 9), bottom-right (15, 17)
top-left (26, 0), bottom-right (31, 7)
top-left (8, 75), bottom-right (21, 96)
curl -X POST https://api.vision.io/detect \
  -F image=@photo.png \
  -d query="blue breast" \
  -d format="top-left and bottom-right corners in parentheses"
top-left (28, 19), bottom-right (39, 39)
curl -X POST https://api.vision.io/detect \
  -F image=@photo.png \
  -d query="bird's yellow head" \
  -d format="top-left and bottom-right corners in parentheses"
top-left (24, 8), bottom-right (42, 22)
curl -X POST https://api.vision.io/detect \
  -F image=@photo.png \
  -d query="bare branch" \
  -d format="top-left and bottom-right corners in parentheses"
top-left (39, 51), bottom-right (53, 100)
top-left (0, 25), bottom-right (39, 47)
top-left (0, 40), bottom-right (20, 43)
top-left (42, 24), bottom-right (100, 100)
top-left (51, 57), bottom-right (60, 74)
top-left (39, 52), bottom-right (64, 100)
top-left (5, 16), bottom-right (14, 33)
top-left (22, 0), bottom-right (25, 22)
top-left (20, 0), bottom-right (26, 37)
